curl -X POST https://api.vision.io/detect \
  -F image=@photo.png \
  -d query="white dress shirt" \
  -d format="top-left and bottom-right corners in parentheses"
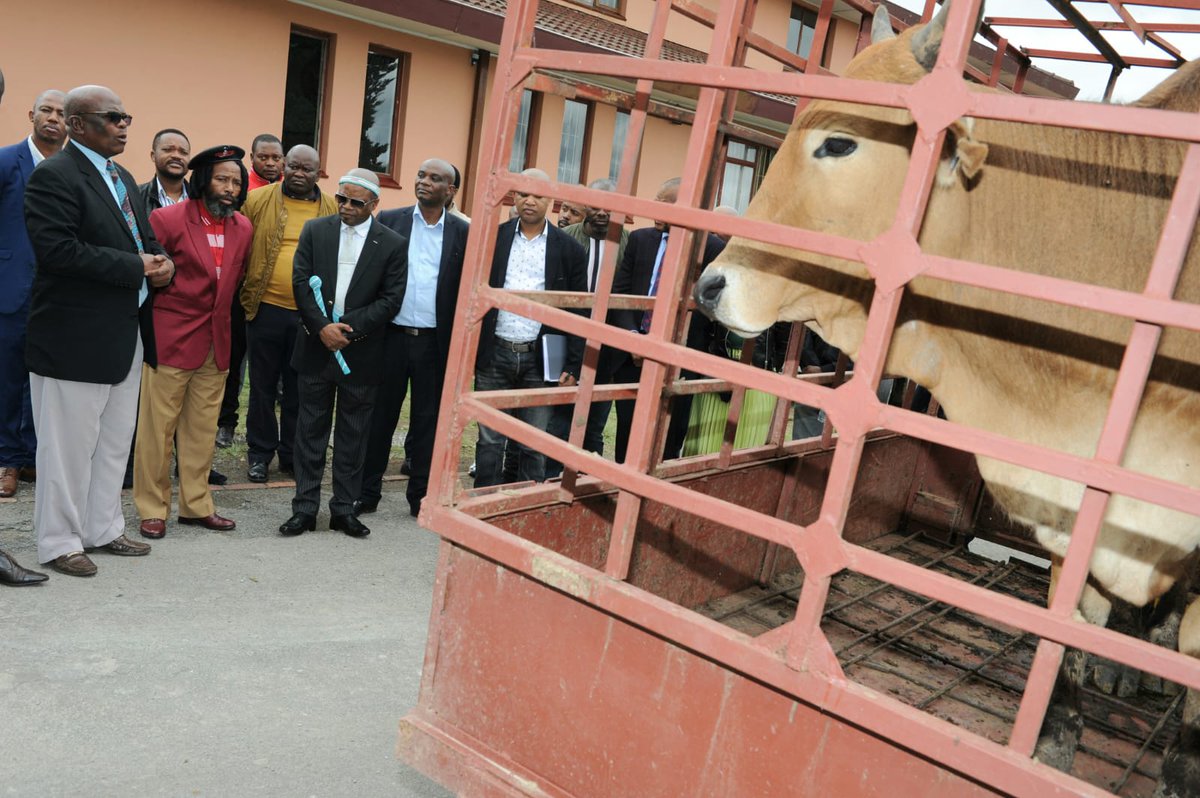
top-left (495, 220), bottom-right (548, 343)
top-left (334, 218), bottom-right (371, 318)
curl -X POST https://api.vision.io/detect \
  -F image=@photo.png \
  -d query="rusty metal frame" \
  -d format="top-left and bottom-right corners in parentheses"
top-left (422, 0), bottom-right (1200, 795)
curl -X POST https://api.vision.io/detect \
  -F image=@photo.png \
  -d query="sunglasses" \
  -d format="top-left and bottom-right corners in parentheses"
top-left (79, 111), bottom-right (133, 126)
top-left (335, 193), bottom-right (373, 209)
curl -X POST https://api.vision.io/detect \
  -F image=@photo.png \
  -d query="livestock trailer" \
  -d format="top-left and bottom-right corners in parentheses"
top-left (399, 1), bottom-right (1200, 795)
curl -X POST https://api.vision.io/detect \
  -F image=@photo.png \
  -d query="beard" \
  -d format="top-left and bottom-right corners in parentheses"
top-left (204, 196), bottom-right (237, 219)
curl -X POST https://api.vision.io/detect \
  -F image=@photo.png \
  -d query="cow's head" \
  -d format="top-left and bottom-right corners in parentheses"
top-left (694, 3), bottom-right (987, 357)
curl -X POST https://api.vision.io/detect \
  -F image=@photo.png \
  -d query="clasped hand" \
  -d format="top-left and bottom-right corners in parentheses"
top-left (320, 322), bottom-right (354, 351)
top-left (141, 254), bottom-right (174, 287)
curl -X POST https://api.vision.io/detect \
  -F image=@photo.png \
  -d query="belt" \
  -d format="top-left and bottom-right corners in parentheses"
top-left (495, 337), bottom-right (537, 353)
top-left (394, 325), bottom-right (435, 337)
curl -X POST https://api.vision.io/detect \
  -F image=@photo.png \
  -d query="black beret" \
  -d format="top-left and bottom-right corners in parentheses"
top-left (188, 144), bottom-right (246, 171)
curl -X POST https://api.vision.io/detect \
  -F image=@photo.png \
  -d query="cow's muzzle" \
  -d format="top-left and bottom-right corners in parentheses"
top-left (693, 272), bottom-right (726, 317)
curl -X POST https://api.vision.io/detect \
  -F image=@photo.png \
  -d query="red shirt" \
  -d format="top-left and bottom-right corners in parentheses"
top-left (197, 203), bottom-right (226, 278)
top-left (247, 168), bottom-right (275, 191)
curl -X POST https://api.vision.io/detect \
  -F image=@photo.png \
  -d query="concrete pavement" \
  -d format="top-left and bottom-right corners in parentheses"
top-left (0, 479), bottom-right (453, 797)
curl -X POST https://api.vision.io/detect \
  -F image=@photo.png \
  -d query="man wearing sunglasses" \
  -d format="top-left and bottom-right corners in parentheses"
top-left (239, 145), bottom-right (338, 484)
top-left (279, 169), bottom-right (406, 539)
top-left (23, 85), bottom-right (174, 577)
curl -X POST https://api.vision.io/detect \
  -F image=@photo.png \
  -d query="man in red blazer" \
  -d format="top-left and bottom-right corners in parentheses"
top-left (133, 146), bottom-right (253, 539)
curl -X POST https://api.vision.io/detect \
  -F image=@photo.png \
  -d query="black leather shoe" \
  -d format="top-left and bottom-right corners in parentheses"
top-left (330, 513), bottom-right (370, 538)
top-left (278, 461), bottom-right (295, 476)
top-left (0, 549), bottom-right (49, 586)
top-left (215, 426), bottom-right (234, 448)
top-left (208, 468), bottom-right (228, 486)
top-left (353, 499), bottom-right (378, 515)
top-left (279, 512), bottom-right (316, 536)
top-left (248, 462), bottom-right (268, 483)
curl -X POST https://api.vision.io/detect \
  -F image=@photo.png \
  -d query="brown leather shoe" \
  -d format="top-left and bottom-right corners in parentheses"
top-left (178, 513), bottom-right (236, 531)
top-left (50, 551), bottom-right (97, 577)
top-left (139, 519), bottom-right (166, 539)
top-left (96, 535), bottom-right (151, 556)
top-left (0, 467), bottom-right (17, 498)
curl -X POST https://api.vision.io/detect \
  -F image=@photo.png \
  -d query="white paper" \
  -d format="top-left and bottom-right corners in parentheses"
top-left (542, 334), bottom-right (567, 382)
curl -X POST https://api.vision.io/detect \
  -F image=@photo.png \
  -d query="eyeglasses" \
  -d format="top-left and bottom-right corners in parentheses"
top-left (335, 193), bottom-right (373, 209)
top-left (78, 111), bottom-right (134, 126)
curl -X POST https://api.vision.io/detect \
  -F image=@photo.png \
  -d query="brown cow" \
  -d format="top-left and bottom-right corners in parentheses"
top-left (693, 4), bottom-right (1199, 795)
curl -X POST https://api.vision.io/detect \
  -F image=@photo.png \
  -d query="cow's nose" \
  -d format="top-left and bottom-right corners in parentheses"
top-left (694, 272), bottom-right (726, 313)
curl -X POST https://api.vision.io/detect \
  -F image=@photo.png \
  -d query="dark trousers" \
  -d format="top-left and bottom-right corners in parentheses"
top-left (360, 325), bottom-right (442, 508)
top-left (474, 343), bottom-right (552, 488)
top-left (0, 308), bottom-right (35, 469)
top-left (217, 296), bottom-right (248, 429)
top-left (612, 356), bottom-right (692, 464)
top-left (543, 385), bottom-right (610, 479)
top-left (246, 303), bottom-right (299, 467)
top-left (292, 369), bottom-right (377, 517)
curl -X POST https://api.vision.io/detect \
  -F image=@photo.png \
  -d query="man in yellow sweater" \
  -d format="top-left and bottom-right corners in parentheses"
top-left (239, 145), bottom-right (338, 483)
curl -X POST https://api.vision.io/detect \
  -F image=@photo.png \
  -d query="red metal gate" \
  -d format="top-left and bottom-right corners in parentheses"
top-left (402, 1), bottom-right (1200, 795)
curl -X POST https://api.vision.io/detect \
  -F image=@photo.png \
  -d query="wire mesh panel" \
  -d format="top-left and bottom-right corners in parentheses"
top-left (419, 1), bottom-right (1200, 795)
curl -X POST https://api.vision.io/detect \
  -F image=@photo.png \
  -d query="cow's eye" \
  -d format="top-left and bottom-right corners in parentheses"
top-left (815, 137), bottom-right (857, 158)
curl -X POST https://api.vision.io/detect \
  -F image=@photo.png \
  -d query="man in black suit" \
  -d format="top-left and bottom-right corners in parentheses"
top-left (23, 85), bottom-right (173, 576)
top-left (610, 177), bottom-right (725, 463)
top-left (357, 158), bottom-right (467, 518)
top-left (279, 169), bottom-right (406, 539)
top-left (474, 168), bottom-right (587, 488)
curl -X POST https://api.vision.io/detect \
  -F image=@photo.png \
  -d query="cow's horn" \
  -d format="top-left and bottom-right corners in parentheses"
top-left (910, 1), bottom-right (985, 71)
top-left (871, 6), bottom-right (896, 43)
top-left (911, 2), bottom-right (952, 70)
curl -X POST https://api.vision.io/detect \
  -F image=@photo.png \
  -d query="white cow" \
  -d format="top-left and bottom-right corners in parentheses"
top-left (693, 5), bottom-right (1200, 795)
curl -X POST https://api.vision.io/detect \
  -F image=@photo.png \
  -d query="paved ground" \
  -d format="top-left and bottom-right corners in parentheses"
top-left (0, 477), bottom-right (453, 798)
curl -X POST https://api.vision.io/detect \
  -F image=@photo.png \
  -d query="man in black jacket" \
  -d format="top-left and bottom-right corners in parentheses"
top-left (279, 169), bottom-right (406, 539)
top-left (358, 158), bottom-right (467, 517)
top-left (610, 177), bottom-right (725, 463)
top-left (24, 85), bottom-right (173, 576)
top-left (138, 128), bottom-right (190, 213)
top-left (474, 168), bottom-right (587, 488)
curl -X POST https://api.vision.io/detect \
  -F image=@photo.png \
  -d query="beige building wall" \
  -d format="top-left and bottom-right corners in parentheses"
top-left (1, 0), bottom-right (837, 230)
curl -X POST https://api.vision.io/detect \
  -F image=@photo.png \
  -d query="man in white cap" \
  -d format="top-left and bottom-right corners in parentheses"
top-left (279, 168), bottom-right (407, 539)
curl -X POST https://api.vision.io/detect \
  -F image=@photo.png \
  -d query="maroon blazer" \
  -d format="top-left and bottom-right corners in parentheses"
top-left (148, 200), bottom-right (253, 371)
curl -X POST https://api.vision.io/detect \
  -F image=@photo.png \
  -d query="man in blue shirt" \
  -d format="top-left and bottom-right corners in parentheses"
top-left (359, 158), bottom-right (469, 517)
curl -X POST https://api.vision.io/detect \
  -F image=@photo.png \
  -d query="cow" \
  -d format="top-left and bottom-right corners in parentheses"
top-left (692, 4), bottom-right (1200, 796)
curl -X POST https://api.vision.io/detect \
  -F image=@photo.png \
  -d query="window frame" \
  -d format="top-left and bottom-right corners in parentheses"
top-left (786, 3), bottom-right (819, 62)
top-left (357, 43), bottom-right (410, 188)
top-left (282, 25), bottom-right (336, 173)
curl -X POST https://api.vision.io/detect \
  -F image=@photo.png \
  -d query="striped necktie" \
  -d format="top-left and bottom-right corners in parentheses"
top-left (106, 160), bottom-right (144, 253)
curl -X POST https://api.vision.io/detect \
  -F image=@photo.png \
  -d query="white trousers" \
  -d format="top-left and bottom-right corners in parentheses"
top-left (31, 339), bottom-right (142, 563)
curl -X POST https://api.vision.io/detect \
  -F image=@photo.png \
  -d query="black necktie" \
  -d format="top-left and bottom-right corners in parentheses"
top-left (589, 240), bottom-right (601, 292)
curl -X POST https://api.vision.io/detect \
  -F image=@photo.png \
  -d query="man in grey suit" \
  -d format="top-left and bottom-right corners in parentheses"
top-left (24, 85), bottom-right (174, 576)
top-left (279, 169), bottom-right (407, 539)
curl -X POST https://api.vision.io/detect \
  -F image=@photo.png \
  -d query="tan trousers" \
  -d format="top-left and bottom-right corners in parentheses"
top-left (133, 350), bottom-right (227, 520)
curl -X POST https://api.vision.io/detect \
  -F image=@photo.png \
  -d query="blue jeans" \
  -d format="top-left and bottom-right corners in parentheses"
top-left (474, 344), bottom-right (552, 488)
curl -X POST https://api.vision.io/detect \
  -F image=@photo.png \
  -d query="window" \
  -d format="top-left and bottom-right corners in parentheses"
top-left (282, 28), bottom-right (332, 155)
top-left (358, 46), bottom-right (407, 176)
top-left (609, 110), bottom-right (629, 181)
top-left (718, 139), bottom-right (775, 214)
top-left (509, 90), bottom-right (538, 172)
top-left (786, 4), bottom-right (818, 60)
top-left (557, 99), bottom-right (592, 185)
top-left (569, 0), bottom-right (623, 14)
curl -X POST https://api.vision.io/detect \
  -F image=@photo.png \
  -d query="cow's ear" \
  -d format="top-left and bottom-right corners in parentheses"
top-left (947, 118), bottom-right (988, 183)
